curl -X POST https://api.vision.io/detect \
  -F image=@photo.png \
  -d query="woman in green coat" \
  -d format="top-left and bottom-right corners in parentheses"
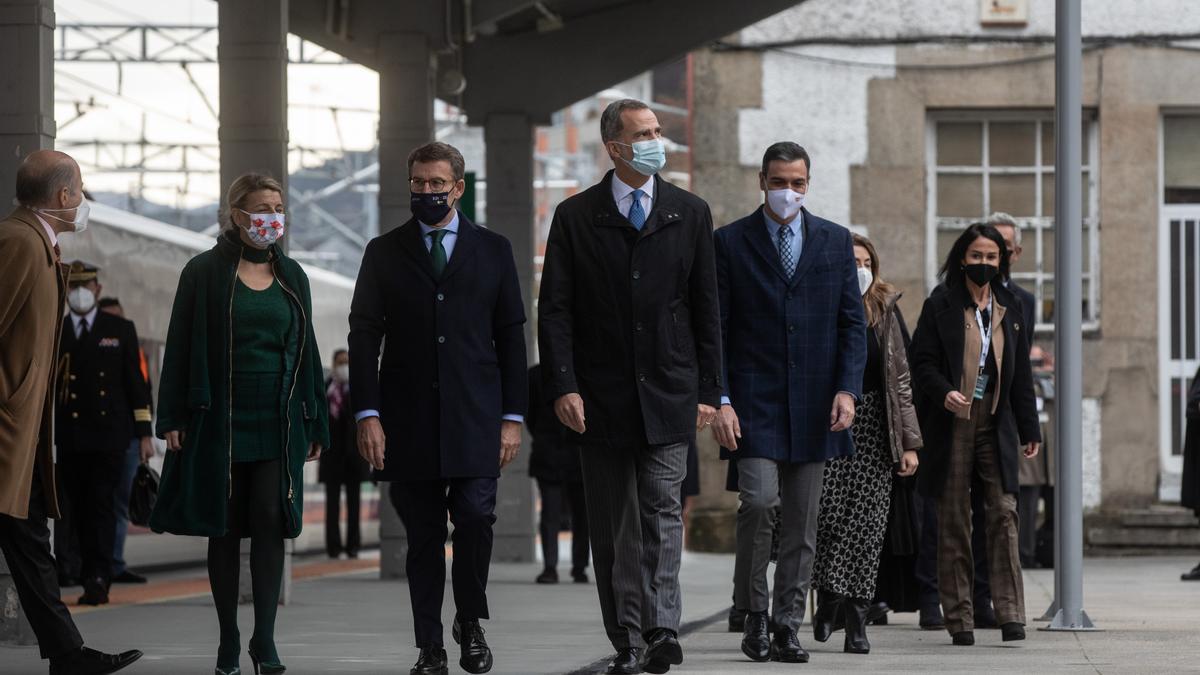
top-left (150, 173), bottom-right (330, 675)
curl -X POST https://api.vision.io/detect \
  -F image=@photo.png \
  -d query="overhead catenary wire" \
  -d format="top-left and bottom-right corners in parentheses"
top-left (711, 32), bottom-right (1200, 71)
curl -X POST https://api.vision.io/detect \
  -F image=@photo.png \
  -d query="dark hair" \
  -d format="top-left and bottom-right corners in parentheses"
top-left (938, 222), bottom-right (1011, 289)
top-left (407, 142), bottom-right (465, 182)
top-left (97, 297), bottom-right (121, 309)
top-left (332, 348), bottom-right (348, 361)
top-left (16, 155), bottom-right (78, 207)
top-left (761, 142), bottom-right (811, 175)
top-left (600, 99), bottom-right (651, 143)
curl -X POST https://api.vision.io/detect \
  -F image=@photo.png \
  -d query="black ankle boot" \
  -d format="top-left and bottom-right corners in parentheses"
top-left (812, 589), bottom-right (843, 643)
top-left (843, 597), bottom-right (870, 654)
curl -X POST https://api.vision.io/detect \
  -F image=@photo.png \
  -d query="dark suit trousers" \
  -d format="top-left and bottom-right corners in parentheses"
top-left (325, 481), bottom-right (362, 557)
top-left (390, 478), bottom-right (497, 648)
top-left (0, 468), bottom-right (84, 659)
top-left (580, 442), bottom-right (687, 650)
top-left (536, 478), bottom-right (589, 573)
top-left (58, 451), bottom-right (122, 589)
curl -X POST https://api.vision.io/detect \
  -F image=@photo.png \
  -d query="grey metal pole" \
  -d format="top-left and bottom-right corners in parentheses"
top-left (1043, 0), bottom-right (1096, 632)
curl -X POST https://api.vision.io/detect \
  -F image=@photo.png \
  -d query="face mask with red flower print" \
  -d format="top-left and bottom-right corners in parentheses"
top-left (238, 209), bottom-right (286, 248)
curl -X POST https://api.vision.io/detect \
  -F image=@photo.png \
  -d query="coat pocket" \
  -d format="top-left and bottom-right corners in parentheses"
top-left (0, 360), bottom-right (39, 421)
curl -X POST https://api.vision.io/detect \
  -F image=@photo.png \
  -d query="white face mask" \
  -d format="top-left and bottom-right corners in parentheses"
top-left (37, 196), bottom-right (91, 233)
top-left (68, 286), bottom-right (96, 314)
top-left (333, 364), bottom-right (350, 383)
top-left (238, 209), bottom-right (286, 248)
top-left (857, 267), bottom-right (874, 296)
top-left (766, 188), bottom-right (805, 223)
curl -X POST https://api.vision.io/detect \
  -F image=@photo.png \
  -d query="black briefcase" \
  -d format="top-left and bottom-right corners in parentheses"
top-left (128, 463), bottom-right (160, 527)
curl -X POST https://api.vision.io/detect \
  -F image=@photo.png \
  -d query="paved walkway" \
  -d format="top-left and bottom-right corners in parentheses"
top-left (3, 552), bottom-right (1199, 674)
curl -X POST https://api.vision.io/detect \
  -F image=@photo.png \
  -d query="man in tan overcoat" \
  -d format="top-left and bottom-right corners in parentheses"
top-left (0, 150), bottom-right (141, 674)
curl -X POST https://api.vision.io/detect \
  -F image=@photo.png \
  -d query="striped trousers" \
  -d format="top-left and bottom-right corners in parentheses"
top-left (580, 442), bottom-right (688, 650)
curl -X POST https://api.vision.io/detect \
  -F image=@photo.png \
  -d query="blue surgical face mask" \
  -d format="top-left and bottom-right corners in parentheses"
top-left (615, 138), bottom-right (666, 177)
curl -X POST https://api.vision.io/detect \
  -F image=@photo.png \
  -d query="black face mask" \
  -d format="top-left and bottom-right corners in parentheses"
top-left (411, 191), bottom-right (453, 225)
top-left (963, 263), bottom-right (999, 287)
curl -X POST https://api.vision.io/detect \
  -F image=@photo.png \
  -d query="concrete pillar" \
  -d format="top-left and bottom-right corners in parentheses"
top-left (376, 33), bottom-right (434, 577)
top-left (217, 0), bottom-right (289, 243)
top-left (485, 113), bottom-right (535, 562)
top-left (0, 0), bottom-right (54, 646)
top-left (377, 32), bottom-right (434, 235)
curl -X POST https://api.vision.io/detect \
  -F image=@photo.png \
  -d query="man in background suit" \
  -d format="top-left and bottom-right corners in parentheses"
top-left (539, 98), bottom-right (723, 675)
top-left (0, 150), bottom-right (141, 674)
top-left (55, 263), bottom-right (155, 606)
top-left (711, 141), bottom-right (866, 664)
top-left (350, 141), bottom-right (527, 675)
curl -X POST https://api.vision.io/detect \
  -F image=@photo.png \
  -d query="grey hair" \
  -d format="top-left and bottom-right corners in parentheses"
top-left (987, 211), bottom-right (1022, 246)
top-left (16, 156), bottom-right (78, 207)
top-left (600, 99), bottom-right (651, 143)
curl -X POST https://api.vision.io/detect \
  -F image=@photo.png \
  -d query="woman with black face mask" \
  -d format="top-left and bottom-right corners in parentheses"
top-left (908, 223), bottom-right (1041, 648)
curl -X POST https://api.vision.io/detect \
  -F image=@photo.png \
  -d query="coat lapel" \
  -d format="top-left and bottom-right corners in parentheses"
top-left (743, 208), bottom-right (789, 283)
top-left (440, 215), bottom-right (479, 282)
top-left (787, 210), bottom-right (829, 288)
top-left (397, 219), bottom-right (437, 282)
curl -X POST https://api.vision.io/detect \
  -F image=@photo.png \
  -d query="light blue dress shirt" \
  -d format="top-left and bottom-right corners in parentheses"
top-left (355, 210), bottom-right (523, 424)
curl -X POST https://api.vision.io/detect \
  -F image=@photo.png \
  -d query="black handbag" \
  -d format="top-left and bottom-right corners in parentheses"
top-left (128, 463), bottom-right (160, 527)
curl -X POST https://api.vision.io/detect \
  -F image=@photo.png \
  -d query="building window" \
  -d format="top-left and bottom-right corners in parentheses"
top-left (927, 112), bottom-right (1100, 331)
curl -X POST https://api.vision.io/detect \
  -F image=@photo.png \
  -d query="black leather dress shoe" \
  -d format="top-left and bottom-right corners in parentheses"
top-left (1001, 622), bottom-right (1026, 642)
top-left (740, 612), bottom-right (770, 662)
top-left (951, 631), bottom-right (975, 646)
top-left (572, 569), bottom-right (589, 583)
top-left (1182, 563), bottom-right (1200, 581)
top-left (452, 618), bottom-right (493, 674)
top-left (919, 605), bottom-right (945, 630)
top-left (866, 601), bottom-right (890, 625)
top-left (606, 648), bottom-right (641, 675)
top-left (770, 627), bottom-right (809, 663)
top-left (112, 570), bottom-right (148, 584)
top-left (50, 646), bottom-right (143, 675)
top-left (536, 568), bottom-right (559, 584)
top-left (410, 647), bottom-right (449, 675)
top-left (642, 628), bottom-right (682, 674)
top-left (975, 603), bottom-right (999, 628)
top-left (728, 605), bottom-right (746, 633)
top-left (77, 579), bottom-right (109, 606)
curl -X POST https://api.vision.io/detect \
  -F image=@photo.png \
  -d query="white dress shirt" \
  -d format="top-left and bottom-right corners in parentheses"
top-left (71, 307), bottom-right (98, 339)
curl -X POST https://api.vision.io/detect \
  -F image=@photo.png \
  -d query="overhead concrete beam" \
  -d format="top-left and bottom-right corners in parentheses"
top-left (461, 0), bottom-right (804, 123)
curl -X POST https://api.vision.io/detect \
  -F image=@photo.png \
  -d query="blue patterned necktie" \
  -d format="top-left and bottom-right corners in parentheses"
top-left (628, 189), bottom-right (647, 230)
top-left (777, 224), bottom-right (795, 277)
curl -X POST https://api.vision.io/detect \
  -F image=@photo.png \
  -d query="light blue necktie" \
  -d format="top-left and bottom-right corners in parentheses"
top-left (628, 189), bottom-right (647, 230)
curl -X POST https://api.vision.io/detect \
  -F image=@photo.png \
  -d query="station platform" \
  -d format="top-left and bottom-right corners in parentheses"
top-left (3, 551), bottom-right (1198, 674)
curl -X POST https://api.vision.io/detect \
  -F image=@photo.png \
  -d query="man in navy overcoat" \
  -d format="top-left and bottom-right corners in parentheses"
top-left (711, 142), bottom-right (866, 664)
top-left (349, 142), bottom-right (528, 675)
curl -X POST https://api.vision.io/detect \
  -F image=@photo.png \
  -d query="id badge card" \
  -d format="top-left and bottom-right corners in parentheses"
top-left (973, 371), bottom-right (990, 400)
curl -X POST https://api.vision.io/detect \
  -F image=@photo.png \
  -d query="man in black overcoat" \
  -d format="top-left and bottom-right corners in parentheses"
top-left (538, 99), bottom-right (723, 675)
top-left (349, 142), bottom-right (528, 675)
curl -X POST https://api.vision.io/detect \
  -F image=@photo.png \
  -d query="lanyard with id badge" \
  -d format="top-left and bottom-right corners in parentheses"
top-left (973, 298), bottom-right (993, 400)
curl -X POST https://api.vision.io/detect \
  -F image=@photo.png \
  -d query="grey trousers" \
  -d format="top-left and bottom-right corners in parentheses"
top-left (580, 442), bottom-right (688, 650)
top-left (733, 457), bottom-right (825, 632)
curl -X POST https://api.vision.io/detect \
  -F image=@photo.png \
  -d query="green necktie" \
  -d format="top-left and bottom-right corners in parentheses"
top-left (429, 229), bottom-right (448, 277)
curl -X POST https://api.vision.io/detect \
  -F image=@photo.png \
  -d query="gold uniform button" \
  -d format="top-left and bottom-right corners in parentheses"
top-left (70, 393), bottom-right (77, 400)
top-left (71, 412), bottom-right (79, 419)
top-left (100, 411), bottom-right (106, 416)
top-left (69, 375), bottom-right (76, 381)
top-left (98, 371), bottom-right (105, 377)
top-left (100, 390), bottom-right (107, 397)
